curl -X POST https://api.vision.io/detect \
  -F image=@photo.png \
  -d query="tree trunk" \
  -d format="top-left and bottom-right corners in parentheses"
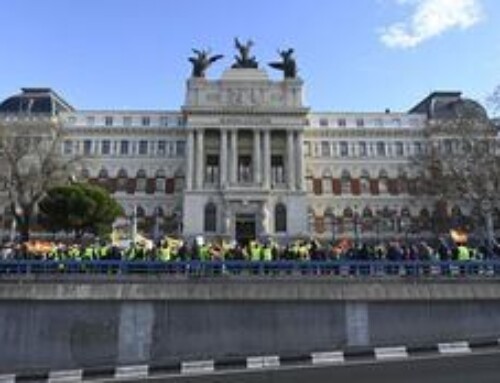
top-left (17, 212), bottom-right (31, 243)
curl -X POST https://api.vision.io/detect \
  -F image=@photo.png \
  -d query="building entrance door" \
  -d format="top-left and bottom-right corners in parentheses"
top-left (235, 213), bottom-right (256, 245)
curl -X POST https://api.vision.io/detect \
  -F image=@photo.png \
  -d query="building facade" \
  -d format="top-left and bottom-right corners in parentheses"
top-left (0, 56), bottom-right (494, 243)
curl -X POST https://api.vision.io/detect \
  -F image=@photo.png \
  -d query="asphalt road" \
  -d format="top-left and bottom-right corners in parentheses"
top-left (115, 350), bottom-right (500, 383)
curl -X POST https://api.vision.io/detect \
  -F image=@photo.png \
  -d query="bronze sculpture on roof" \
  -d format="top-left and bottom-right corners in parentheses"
top-left (232, 38), bottom-right (258, 69)
top-left (269, 48), bottom-right (297, 79)
top-left (188, 49), bottom-right (224, 78)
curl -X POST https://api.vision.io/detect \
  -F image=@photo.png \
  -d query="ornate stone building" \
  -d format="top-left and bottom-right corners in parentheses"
top-left (0, 46), bottom-right (493, 243)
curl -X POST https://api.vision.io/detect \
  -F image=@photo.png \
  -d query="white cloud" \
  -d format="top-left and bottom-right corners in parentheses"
top-left (380, 0), bottom-right (483, 48)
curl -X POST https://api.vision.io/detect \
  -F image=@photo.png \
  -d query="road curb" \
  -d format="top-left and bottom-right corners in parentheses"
top-left (2, 337), bottom-right (499, 381)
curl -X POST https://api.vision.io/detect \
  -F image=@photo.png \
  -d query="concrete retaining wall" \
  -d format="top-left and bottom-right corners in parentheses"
top-left (1, 277), bottom-right (500, 372)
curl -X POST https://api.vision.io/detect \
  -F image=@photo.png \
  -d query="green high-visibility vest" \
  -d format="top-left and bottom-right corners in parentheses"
top-left (84, 247), bottom-right (94, 260)
top-left (251, 245), bottom-right (261, 261)
top-left (263, 247), bottom-right (272, 262)
top-left (160, 247), bottom-right (171, 262)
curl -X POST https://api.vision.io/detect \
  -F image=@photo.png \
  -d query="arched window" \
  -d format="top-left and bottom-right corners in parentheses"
top-left (80, 168), bottom-right (90, 180)
top-left (362, 207), bottom-right (373, 231)
top-left (322, 169), bottom-right (332, 195)
top-left (98, 168), bottom-right (109, 181)
top-left (117, 169), bottom-right (128, 192)
top-left (154, 207), bottom-right (164, 218)
top-left (97, 168), bottom-right (109, 189)
top-left (204, 203), bottom-right (217, 232)
top-left (341, 170), bottom-right (351, 194)
top-left (343, 207), bottom-right (354, 218)
top-left (275, 203), bottom-right (287, 233)
top-left (136, 169), bottom-right (147, 192)
top-left (155, 169), bottom-right (166, 193)
top-left (360, 170), bottom-right (370, 194)
top-left (136, 206), bottom-right (145, 218)
top-left (379, 169), bottom-right (389, 193)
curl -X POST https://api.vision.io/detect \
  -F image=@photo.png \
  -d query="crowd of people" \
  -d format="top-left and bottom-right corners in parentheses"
top-left (1, 236), bottom-right (500, 263)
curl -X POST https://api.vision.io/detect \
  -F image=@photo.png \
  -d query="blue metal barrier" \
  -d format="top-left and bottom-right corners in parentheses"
top-left (0, 260), bottom-right (500, 277)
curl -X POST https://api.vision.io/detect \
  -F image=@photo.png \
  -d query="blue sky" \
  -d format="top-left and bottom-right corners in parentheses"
top-left (0, 0), bottom-right (499, 113)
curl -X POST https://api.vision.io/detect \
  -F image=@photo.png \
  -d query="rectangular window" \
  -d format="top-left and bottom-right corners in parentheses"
top-left (414, 142), bottom-right (422, 155)
top-left (176, 141), bottom-right (186, 157)
top-left (356, 118), bottom-right (364, 128)
top-left (376, 142), bottom-right (386, 156)
top-left (63, 140), bottom-right (73, 155)
top-left (313, 178), bottom-right (322, 195)
top-left (338, 118), bottom-right (346, 127)
top-left (319, 118), bottom-right (328, 127)
top-left (304, 141), bottom-right (311, 157)
top-left (340, 141), bottom-right (348, 157)
top-left (160, 116), bottom-right (169, 126)
top-left (105, 116), bottom-right (113, 126)
top-left (86, 116), bottom-right (95, 126)
top-left (120, 140), bottom-right (129, 155)
top-left (359, 141), bottom-right (367, 157)
top-left (205, 154), bottom-right (219, 184)
top-left (138, 140), bottom-right (148, 155)
top-left (321, 141), bottom-right (330, 157)
top-left (373, 118), bottom-right (383, 128)
top-left (123, 116), bottom-right (132, 126)
top-left (158, 140), bottom-right (166, 155)
top-left (443, 139), bottom-right (453, 154)
top-left (141, 116), bottom-right (150, 126)
top-left (395, 142), bottom-right (404, 156)
top-left (271, 155), bottom-right (285, 184)
top-left (392, 118), bottom-right (402, 127)
top-left (101, 140), bottom-right (111, 155)
top-left (83, 140), bottom-right (92, 155)
top-left (238, 155), bottom-right (252, 183)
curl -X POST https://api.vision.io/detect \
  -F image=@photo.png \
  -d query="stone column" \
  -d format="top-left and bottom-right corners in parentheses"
top-left (186, 130), bottom-right (194, 191)
top-left (195, 129), bottom-right (204, 189)
top-left (261, 202), bottom-right (270, 236)
top-left (287, 130), bottom-right (296, 190)
top-left (263, 130), bottom-right (271, 189)
top-left (253, 129), bottom-right (261, 184)
top-left (230, 129), bottom-right (238, 184)
top-left (220, 129), bottom-right (227, 187)
top-left (296, 130), bottom-right (305, 191)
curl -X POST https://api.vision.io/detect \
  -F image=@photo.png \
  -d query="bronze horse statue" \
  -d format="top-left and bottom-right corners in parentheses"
top-left (188, 49), bottom-right (224, 78)
top-left (269, 48), bottom-right (297, 79)
top-left (232, 38), bottom-right (258, 69)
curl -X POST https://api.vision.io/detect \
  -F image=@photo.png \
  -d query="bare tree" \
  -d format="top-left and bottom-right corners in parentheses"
top-left (411, 102), bottom-right (499, 247)
top-left (0, 116), bottom-right (82, 242)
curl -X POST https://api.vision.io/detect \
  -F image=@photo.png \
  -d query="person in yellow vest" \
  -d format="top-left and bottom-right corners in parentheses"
top-left (457, 244), bottom-right (470, 261)
top-left (68, 245), bottom-right (79, 261)
top-left (298, 243), bottom-right (309, 262)
top-left (199, 244), bottom-right (209, 261)
top-left (99, 244), bottom-right (108, 260)
top-left (263, 244), bottom-right (273, 262)
top-left (159, 245), bottom-right (171, 262)
top-left (83, 245), bottom-right (94, 261)
top-left (250, 241), bottom-right (261, 262)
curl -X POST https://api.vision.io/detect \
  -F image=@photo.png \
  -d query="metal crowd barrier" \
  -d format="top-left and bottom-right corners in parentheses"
top-left (0, 260), bottom-right (499, 278)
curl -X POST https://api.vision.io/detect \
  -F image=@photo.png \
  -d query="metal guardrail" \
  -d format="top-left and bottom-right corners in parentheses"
top-left (0, 260), bottom-right (500, 278)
